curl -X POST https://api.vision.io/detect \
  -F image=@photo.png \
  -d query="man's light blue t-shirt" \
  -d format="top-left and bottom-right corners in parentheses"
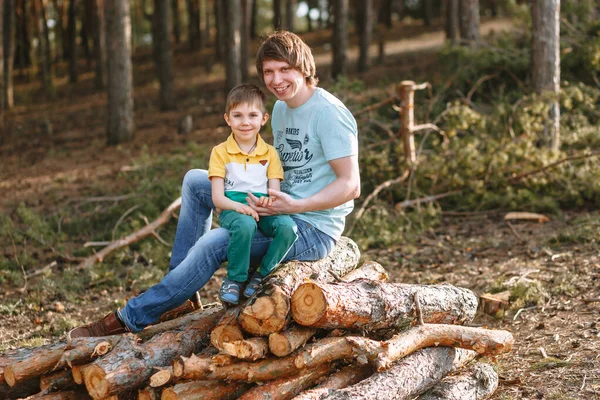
top-left (271, 87), bottom-right (358, 240)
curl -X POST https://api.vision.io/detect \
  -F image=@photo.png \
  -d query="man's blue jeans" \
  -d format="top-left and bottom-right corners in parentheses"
top-left (119, 169), bottom-right (336, 332)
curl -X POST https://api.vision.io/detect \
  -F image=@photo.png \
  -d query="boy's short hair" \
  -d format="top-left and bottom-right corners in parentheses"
top-left (256, 31), bottom-right (319, 87)
top-left (225, 84), bottom-right (267, 114)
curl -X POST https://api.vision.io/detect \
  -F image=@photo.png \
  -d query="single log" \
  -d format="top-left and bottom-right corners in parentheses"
top-left (138, 386), bottom-right (161, 400)
top-left (418, 362), bottom-right (499, 400)
top-left (269, 325), bottom-right (318, 357)
top-left (4, 342), bottom-right (66, 387)
top-left (26, 389), bottom-right (92, 399)
top-left (291, 281), bottom-right (477, 331)
top-left (0, 378), bottom-right (41, 399)
top-left (221, 337), bottom-right (269, 361)
top-left (210, 306), bottom-right (244, 352)
top-left (238, 363), bottom-right (332, 400)
top-left (57, 336), bottom-right (122, 369)
top-left (294, 324), bottom-right (513, 371)
top-left (292, 364), bottom-right (373, 400)
top-left (83, 307), bottom-right (221, 399)
top-left (321, 347), bottom-right (476, 400)
top-left (340, 261), bottom-right (388, 282)
top-left (149, 367), bottom-right (174, 388)
top-left (161, 380), bottom-right (249, 400)
top-left (238, 237), bottom-right (360, 336)
top-left (39, 369), bottom-right (76, 392)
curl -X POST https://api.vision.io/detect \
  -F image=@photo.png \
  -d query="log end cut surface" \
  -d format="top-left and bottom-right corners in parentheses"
top-left (291, 282), bottom-right (327, 326)
top-left (84, 365), bottom-right (109, 399)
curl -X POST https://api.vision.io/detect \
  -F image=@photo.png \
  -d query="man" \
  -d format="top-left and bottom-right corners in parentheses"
top-left (69, 31), bottom-right (360, 337)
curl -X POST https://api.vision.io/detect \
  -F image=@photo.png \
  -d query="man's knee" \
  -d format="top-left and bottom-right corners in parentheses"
top-left (182, 169), bottom-right (209, 191)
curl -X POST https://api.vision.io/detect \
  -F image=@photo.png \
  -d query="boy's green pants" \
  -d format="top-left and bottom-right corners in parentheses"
top-left (219, 210), bottom-right (298, 282)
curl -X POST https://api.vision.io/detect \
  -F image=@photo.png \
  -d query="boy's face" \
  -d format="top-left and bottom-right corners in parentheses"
top-left (224, 102), bottom-right (269, 146)
top-left (262, 60), bottom-right (311, 108)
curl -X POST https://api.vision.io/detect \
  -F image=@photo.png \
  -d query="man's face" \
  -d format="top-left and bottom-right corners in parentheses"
top-left (262, 60), bottom-right (310, 108)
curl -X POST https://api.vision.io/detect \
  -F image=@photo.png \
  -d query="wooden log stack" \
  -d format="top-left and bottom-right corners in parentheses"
top-left (0, 237), bottom-right (513, 400)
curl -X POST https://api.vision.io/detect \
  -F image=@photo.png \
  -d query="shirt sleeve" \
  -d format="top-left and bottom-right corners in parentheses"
top-left (266, 147), bottom-right (284, 180)
top-left (207, 147), bottom-right (226, 179)
top-left (314, 104), bottom-right (358, 161)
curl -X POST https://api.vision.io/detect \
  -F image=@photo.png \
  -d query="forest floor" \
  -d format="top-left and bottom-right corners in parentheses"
top-left (2, 17), bottom-right (599, 400)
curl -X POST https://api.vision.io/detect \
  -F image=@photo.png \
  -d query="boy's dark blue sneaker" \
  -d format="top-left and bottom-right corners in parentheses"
top-left (219, 278), bottom-right (242, 305)
top-left (243, 271), bottom-right (264, 298)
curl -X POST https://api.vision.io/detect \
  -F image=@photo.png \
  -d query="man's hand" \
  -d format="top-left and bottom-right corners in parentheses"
top-left (236, 204), bottom-right (259, 221)
top-left (247, 190), bottom-right (300, 216)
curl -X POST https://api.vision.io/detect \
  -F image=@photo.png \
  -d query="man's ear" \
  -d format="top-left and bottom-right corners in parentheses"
top-left (262, 113), bottom-right (270, 126)
top-left (224, 113), bottom-right (231, 126)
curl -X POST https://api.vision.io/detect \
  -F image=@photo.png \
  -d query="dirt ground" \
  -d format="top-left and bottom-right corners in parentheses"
top-left (1, 17), bottom-right (599, 400)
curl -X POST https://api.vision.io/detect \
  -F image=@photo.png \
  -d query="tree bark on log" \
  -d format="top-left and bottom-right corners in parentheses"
top-left (292, 281), bottom-right (477, 331)
top-left (418, 362), bottom-right (498, 400)
top-left (322, 347), bottom-right (476, 400)
top-left (269, 325), bottom-right (318, 357)
top-left (340, 261), bottom-right (388, 282)
top-left (294, 324), bottom-right (513, 371)
top-left (210, 306), bottom-right (244, 351)
top-left (83, 307), bottom-right (221, 399)
top-left (26, 389), bottom-right (93, 399)
top-left (39, 369), bottom-right (76, 393)
top-left (238, 363), bottom-right (332, 400)
top-left (0, 378), bottom-right (40, 400)
top-left (292, 364), bottom-right (373, 400)
top-left (138, 386), bottom-right (161, 400)
top-left (4, 342), bottom-right (66, 387)
top-left (57, 336), bottom-right (121, 369)
top-left (161, 380), bottom-right (249, 400)
top-left (238, 237), bottom-right (360, 336)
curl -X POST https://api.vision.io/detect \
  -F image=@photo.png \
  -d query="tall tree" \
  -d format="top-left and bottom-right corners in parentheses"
top-left (186, 0), bottom-right (200, 50)
top-left (285, 0), bottom-right (295, 31)
top-left (1, 0), bottom-right (4, 126)
top-left (68, 0), bottom-right (78, 83)
top-left (81, 0), bottom-right (93, 62)
top-left (241, 0), bottom-right (253, 82)
top-left (250, 0), bottom-right (257, 38)
top-left (423, 0), bottom-right (432, 26)
top-left (377, 0), bottom-right (392, 29)
top-left (3, 0), bottom-right (15, 108)
top-left (92, 0), bottom-right (106, 89)
top-left (203, 0), bottom-right (211, 45)
top-left (273, 0), bottom-right (282, 29)
top-left (357, 0), bottom-right (373, 73)
top-left (331, 0), bottom-right (347, 79)
top-left (531, 0), bottom-right (560, 150)
top-left (445, 0), bottom-right (458, 43)
top-left (225, 0), bottom-right (242, 91)
top-left (33, 0), bottom-right (53, 92)
top-left (214, 0), bottom-right (225, 61)
top-left (458, 0), bottom-right (480, 45)
top-left (106, 0), bottom-right (134, 145)
top-left (153, 0), bottom-right (175, 110)
top-left (172, 0), bottom-right (181, 43)
top-left (15, 0), bottom-right (31, 78)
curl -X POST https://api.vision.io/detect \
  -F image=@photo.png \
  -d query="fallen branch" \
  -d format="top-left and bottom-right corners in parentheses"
top-left (161, 380), bottom-right (249, 400)
top-left (292, 364), bottom-right (373, 400)
top-left (507, 151), bottom-right (600, 183)
top-left (418, 362), bottom-right (499, 400)
top-left (76, 197), bottom-right (182, 270)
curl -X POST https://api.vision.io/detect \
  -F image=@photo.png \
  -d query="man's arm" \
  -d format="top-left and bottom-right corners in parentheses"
top-left (247, 155), bottom-right (360, 215)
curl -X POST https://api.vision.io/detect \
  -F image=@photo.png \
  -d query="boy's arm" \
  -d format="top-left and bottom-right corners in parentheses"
top-left (248, 155), bottom-right (360, 215)
top-left (211, 177), bottom-right (259, 221)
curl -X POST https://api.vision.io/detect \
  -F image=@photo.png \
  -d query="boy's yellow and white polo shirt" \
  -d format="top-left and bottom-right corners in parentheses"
top-left (208, 133), bottom-right (284, 204)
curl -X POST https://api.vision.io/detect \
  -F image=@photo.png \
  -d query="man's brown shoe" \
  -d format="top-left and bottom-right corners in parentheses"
top-left (68, 311), bottom-right (129, 339)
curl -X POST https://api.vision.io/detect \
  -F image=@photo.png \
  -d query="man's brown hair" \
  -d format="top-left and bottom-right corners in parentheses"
top-left (225, 84), bottom-right (267, 114)
top-left (256, 31), bottom-right (319, 87)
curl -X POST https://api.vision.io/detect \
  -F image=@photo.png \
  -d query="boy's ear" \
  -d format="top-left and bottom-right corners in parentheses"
top-left (262, 113), bottom-right (270, 125)
top-left (224, 113), bottom-right (231, 126)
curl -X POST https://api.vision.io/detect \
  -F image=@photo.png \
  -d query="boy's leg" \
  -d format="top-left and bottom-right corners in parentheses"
top-left (219, 210), bottom-right (258, 282)
top-left (256, 215), bottom-right (298, 276)
top-left (169, 169), bottom-right (215, 271)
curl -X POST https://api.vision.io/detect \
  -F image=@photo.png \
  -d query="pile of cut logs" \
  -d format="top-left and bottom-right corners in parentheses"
top-left (0, 238), bottom-right (513, 400)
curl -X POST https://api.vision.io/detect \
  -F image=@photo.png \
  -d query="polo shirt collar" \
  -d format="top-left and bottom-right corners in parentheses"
top-left (225, 133), bottom-right (269, 156)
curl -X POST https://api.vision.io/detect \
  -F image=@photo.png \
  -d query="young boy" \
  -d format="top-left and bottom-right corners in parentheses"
top-left (209, 84), bottom-right (298, 305)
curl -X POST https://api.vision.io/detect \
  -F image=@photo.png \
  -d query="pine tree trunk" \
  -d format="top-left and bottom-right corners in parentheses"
top-left (186, 0), bottom-right (200, 50)
top-left (250, 0), bottom-right (257, 38)
top-left (92, 0), bottom-right (106, 89)
top-left (225, 0), bottom-right (241, 91)
top-left (273, 0), bottom-right (282, 28)
top-left (331, 0), bottom-right (347, 79)
top-left (15, 0), bottom-right (31, 78)
top-left (34, 0), bottom-right (53, 92)
top-left (458, 0), bottom-right (480, 45)
top-left (240, 0), bottom-right (252, 82)
top-left (1, 3), bottom-right (4, 123)
top-left (68, 0), bottom-right (78, 83)
top-left (105, 0), bottom-right (134, 145)
top-left (285, 0), bottom-right (295, 31)
top-left (3, 0), bottom-right (15, 109)
top-left (172, 0), bottom-right (181, 43)
top-left (445, 0), bottom-right (458, 43)
top-left (214, 0), bottom-right (224, 61)
top-left (423, 0), bottom-right (432, 26)
top-left (377, 0), bottom-right (392, 29)
top-left (202, 0), bottom-right (210, 45)
top-left (358, 0), bottom-right (373, 73)
top-left (531, 0), bottom-right (560, 150)
top-left (153, 0), bottom-right (175, 110)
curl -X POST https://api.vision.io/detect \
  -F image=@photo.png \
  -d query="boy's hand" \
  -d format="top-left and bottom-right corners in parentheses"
top-left (257, 196), bottom-right (275, 207)
top-left (247, 190), bottom-right (300, 216)
top-left (236, 204), bottom-right (259, 221)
